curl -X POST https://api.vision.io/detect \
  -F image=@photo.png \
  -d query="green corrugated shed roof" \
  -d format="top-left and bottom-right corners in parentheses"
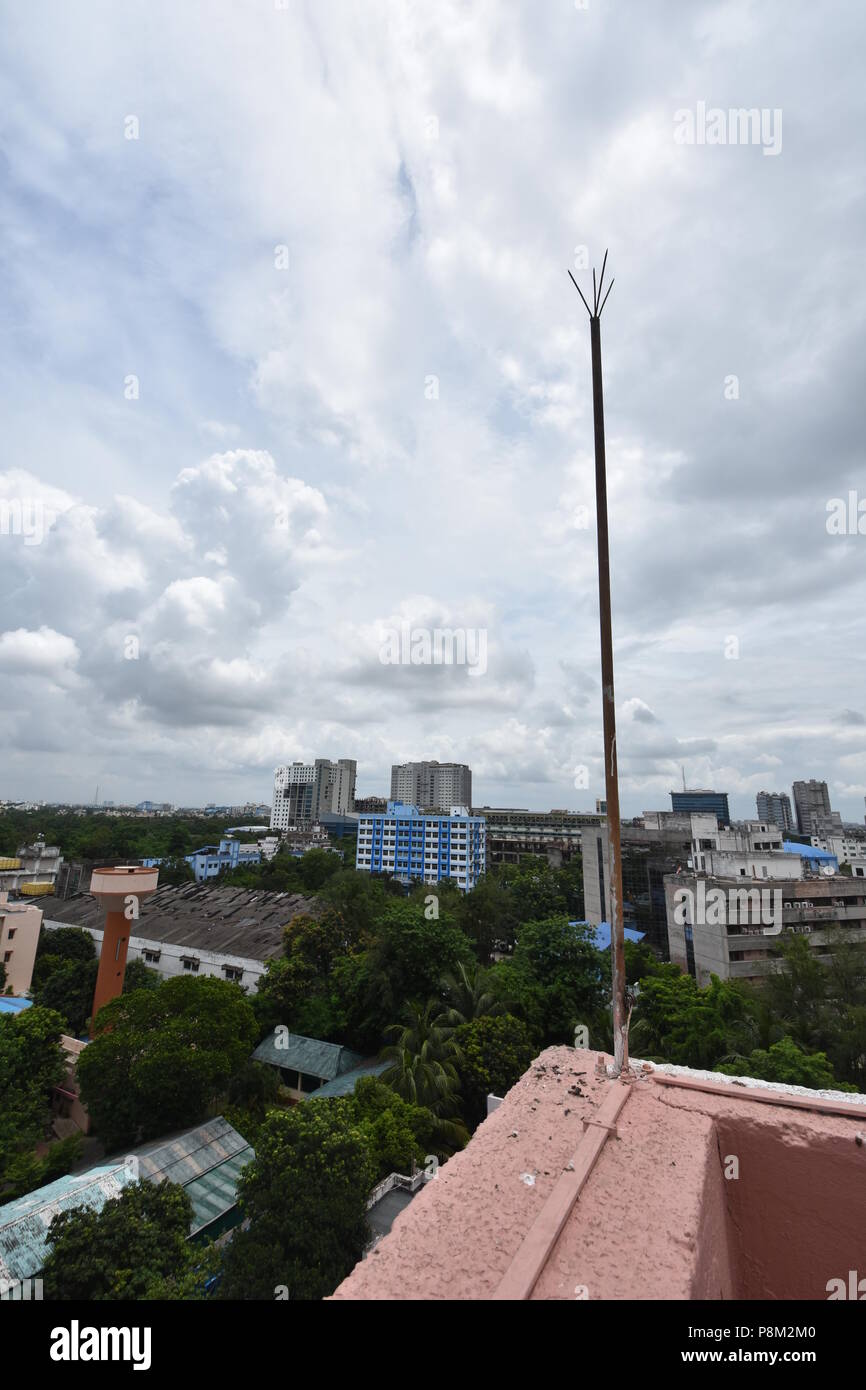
top-left (252, 1030), bottom-right (364, 1080)
top-left (132, 1116), bottom-right (251, 1187)
top-left (304, 1060), bottom-right (390, 1100)
top-left (185, 1147), bottom-right (254, 1236)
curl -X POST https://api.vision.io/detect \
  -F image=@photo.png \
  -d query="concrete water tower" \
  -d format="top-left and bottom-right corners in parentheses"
top-left (88, 865), bottom-right (159, 1035)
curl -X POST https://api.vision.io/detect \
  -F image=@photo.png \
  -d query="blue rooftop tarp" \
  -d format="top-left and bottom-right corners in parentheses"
top-left (591, 922), bottom-right (645, 951)
top-left (569, 921), bottom-right (645, 951)
top-left (0, 997), bottom-right (32, 1015)
top-left (782, 841), bottom-right (838, 862)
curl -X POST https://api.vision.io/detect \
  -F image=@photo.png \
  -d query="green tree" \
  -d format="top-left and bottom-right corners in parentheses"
top-left (717, 1035), bottom-right (856, 1091)
top-left (77, 976), bottom-right (258, 1148)
top-left (454, 874), bottom-right (519, 963)
top-left (334, 903), bottom-right (475, 1051)
top-left (630, 968), bottom-right (756, 1069)
top-left (33, 958), bottom-right (98, 1035)
top-left (156, 856), bottom-right (196, 887)
top-left (43, 1179), bottom-right (193, 1301)
top-left (441, 960), bottom-right (503, 1024)
top-left (32, 926), bottom-right (95, 992)
top-left (454, 1014), bottom-right (535, 1127)
top-left (294, 848), bottom-right (342, 892)
top-left (0, 1006), bottom-right (67, 1199)
top-left (494, 857), bottom-right (567, 924)
top-left (488, 916), bottom-right (605, 1047)
top-left (380, 1000), bottom-right (465, 1126)
top-left (123, 958), bottom-right (161, 992)
top-left (219, 1104), bottom-right (373, 1300)
top-left (337, 1076), bottom-right (437, 1179)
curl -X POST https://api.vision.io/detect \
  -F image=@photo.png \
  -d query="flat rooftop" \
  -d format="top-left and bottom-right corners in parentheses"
top-left (332, 1047), bottom-right (866, 1301)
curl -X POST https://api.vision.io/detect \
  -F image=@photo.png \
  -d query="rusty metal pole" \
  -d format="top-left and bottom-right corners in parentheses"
top-left (589, 311), bottom-right (627, 1077)
top-left (568, 255), bottom-right (626, 1075)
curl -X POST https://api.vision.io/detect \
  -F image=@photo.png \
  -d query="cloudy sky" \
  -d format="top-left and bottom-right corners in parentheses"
top-left (1, 0), bottom-right (864, 819)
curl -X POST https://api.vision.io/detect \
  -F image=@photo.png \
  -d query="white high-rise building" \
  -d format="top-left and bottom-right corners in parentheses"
top-left (390, 761), bottom-right (472, 813)
top-left (270, 759), bottom-right (356, 831)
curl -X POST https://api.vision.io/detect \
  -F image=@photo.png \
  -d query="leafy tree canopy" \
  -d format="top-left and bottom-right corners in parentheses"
top-left (42, 1179), bottom-right (194, 1301)
top-left (219, 1103), bottom-right (373, 1301)
top-left (77, 976), bottom-right (258, 1148)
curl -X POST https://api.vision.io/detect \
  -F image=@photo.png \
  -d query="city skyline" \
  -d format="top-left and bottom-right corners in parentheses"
top-left (2, 1), bottom-right (865, 820)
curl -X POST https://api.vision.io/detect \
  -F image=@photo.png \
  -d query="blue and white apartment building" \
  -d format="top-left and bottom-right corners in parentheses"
top-left (355, 802), bottom-right (486, 892)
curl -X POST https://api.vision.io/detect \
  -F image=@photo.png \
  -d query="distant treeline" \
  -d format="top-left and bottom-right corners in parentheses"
top-left (0, 809), bottom-right (266, 864)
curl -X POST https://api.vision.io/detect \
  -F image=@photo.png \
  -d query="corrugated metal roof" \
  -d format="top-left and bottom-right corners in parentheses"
top-left (0, 1165), bottom-right (130, 1286)
top-left (305, 1060), bottom-right (389, 1100)
top-left (40, 884), bottom-right (322, 961)
top-left (0, 1117), bottom-right (254, 1286)
top-left (186, 1148), bottom-right (254, 1235)
top-left (252, 1030), bottom-right (364, 1080)
top-left (131, 1116), bottom-right (251, 1187)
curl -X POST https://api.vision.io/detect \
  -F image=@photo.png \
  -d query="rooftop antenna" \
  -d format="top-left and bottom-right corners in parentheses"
top-left (568, 250), bottom-right (628, 1079)
top-left (682, 766), bottom-right (687, 792)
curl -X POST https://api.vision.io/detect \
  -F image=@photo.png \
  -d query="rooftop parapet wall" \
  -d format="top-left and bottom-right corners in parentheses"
top-left (332, 1048), bottom-right (866, 1302)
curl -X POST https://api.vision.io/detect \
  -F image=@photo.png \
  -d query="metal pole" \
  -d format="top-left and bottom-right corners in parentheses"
top-left (589, 313), bottom-right (627, 1078)
top-left (568, 256), bottom-right (626, 1075)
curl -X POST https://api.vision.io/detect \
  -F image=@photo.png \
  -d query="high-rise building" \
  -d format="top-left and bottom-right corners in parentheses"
top-left (756, 791), bottom-right (793, 834)
top-left (670, 789), bottom-right (730, 825)
top-left (270, 759), bottom-right (356, 831)
top-left (792, 779), bottom-right (832, 835)
top-left (356, 801), bottom-right (486, 892)
top-left (390, 761), bottom-right (472, 813)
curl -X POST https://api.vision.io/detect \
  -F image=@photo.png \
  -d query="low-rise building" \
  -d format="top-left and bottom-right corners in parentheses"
top-left (665, 871), bottom-right (866, 985)
top-left (356, 802), bottom-right (486, 892)
top-left (141, 835), bottom-right (262, 882)
top-left (0, 893), bottom-right (42, 996)
top-left (251, 1029), bottom-right (385, 1102)
top-left (39, 884), bottom-right (321, 993)
top-left (0, 838), bottom-right (64, 897)
top-left (0, 1116), bottom-right (253, 1295)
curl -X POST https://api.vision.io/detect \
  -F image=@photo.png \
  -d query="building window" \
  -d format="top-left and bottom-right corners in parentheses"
top-left (143, 950), bottom-right (161, 964)
top-left (182, 957), bottom-right (200, 973)
top-left (223, 966), bottom-right (243, 982)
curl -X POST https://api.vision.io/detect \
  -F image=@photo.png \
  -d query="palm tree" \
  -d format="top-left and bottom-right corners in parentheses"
top-left (380, 1001), bottom-right (464, 1119)
top-left (440, 961), bottom-right (504, 1026)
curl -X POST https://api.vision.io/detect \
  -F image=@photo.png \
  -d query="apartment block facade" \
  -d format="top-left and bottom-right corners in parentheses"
top-left (390, 762), bottom-right (472, 813)
top-left (356, 801), bottom-right (486, 892)
top-left (665, 872), bottom-right (866, 986)
top-left (792, 779), bottom-right (832, 834)
top-left (474, 807), bottom-right (603, 867)
top-left (755, 791), bottom-right (793, 833)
